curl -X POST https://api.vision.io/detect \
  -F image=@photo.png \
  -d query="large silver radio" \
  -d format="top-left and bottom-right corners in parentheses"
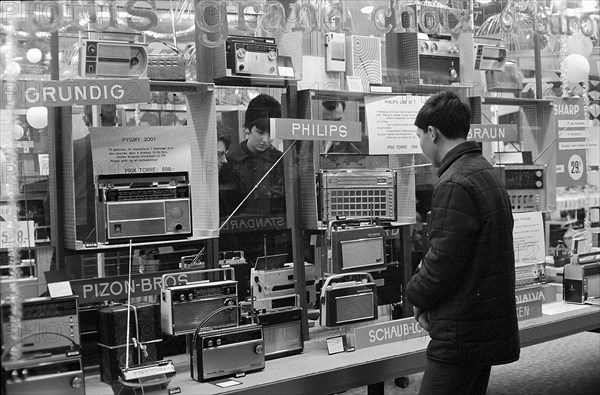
top-left (317, 169), bottom-right (397, 223)
top-left (160, 280), bottom-right (239, 336)
top-left (96, 172), bottom-right (192, 243)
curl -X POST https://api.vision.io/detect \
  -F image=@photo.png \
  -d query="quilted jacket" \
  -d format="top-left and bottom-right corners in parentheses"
top-left (406, 141), bottom-right (520, 365)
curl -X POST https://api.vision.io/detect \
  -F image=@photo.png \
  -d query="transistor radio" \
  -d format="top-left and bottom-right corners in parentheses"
top-left (160, 280), bottom-right (239, 335)
top-left (320, 272), bottom-right (378, 327)
top-left (317, 169), bottom-right (397, 223)
top-left (213, 35), bottom-right (279, 79)
top-left (251, 265), bottom-right (317, 308)
top-left (2, 354), bottom-right (85, 395)
top-left (190, 323), bottom-right (265, 382)
top-left (328, 219), bottom-right (386, 274)
top-left (79, 40), bottom-right (148, 78)
top-left (96, 172), bottom-right (192, 243)
top-left (147, 54), bottom-right (186, 81)
top-left (501, 164), bottom-right (547, 212)
top-left (418, 37), bottom-right (460, 85)
top-left (242, 306), bottom-right (303, 360)
top-left (1, 296), bottom-right (80, 356)
top-left (473, 42), bottom-right (507, 71)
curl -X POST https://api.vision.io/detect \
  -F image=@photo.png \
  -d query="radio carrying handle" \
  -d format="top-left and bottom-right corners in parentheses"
top-left (160, 267), bottom-right (236, 292)
top-left (322, 272), bottom-right (375, 290)
top-left (191, 305), bottom-right (259, 346)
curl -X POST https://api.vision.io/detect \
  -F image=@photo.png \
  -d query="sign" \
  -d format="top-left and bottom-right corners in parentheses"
top-left (515, 285), bottom-right (544, 321)
top-left (219, 214), bottom-right (288, 233)
top-left (353, 317), bottom-right (430, 350)
top-left (69, 269), bottom-right (209, 305)
top-left (2, 79), bottom-right (152, 108)
top-left (89, 126), bottom-right (192, 175)
top-left (271, 118), bottom-right (361, 142)
top-left (365, 95), bottom-right (428, 155)
top-left (0, 221), bottom-right (35, 250)
top-left (554, 98), bottom-right (588, 187)
top-left (512, 212), bottom-right (546, 267)
top-left (468, 124), bottom-right (518, 142)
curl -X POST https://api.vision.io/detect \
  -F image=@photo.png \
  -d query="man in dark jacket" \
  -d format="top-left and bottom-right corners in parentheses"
top-left (406, 91), bottom-right (520, 394)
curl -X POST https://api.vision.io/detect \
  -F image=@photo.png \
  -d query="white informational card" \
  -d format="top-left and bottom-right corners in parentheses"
top-left (48, 281), bottom-right (74, 298)
top-left (512, 211), bottom-right (546, 267)
top-left (364, 95), bottom-right (428, 155)
top-left (89, 126), bottom-right (192, 176)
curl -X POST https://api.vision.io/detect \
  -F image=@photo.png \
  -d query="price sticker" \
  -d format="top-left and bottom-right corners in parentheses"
top-left (568, 154), bottom-right (584, 181)
top-left (0, 221), bottom-right (35, 250)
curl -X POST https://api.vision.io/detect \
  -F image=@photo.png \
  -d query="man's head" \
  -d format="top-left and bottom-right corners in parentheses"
top-left (244, 94), bottom-right (282, 153)
top-left (83, 104), bottom-right (118, 127)
top-left (321, 100), bottom-right (346, 121)
top-left (414, 91), bottom-right (471, 167)
top-left (217, 132), bottom-right (231, 171)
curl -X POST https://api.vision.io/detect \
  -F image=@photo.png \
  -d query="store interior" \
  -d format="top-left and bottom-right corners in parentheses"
top-left (1, 0), bottom-right (599, 394)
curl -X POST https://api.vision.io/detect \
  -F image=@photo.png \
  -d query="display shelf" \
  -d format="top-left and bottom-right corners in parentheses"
top-left (214, 76), bottom-right (298, 88)
top-left (83, 305), bottom-right (600, 395)
top-left (149, 80), bottom-right (214, 93)
top-left (480, 97), bottom-right (554, 106)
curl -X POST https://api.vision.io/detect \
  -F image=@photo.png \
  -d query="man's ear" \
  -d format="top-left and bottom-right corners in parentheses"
top-left (428, 126), bottom-right (437, 142)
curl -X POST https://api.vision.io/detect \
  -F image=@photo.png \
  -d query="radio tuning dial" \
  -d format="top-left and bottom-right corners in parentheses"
top-left (188, 293), bottom-right (194, 300)
top-left (430, 43), bottom-right (438, 53)
top-left (224, 298), bottom-right (235, 306)
top-left (216, 338), bottom-right (222, 346)
top-left (420, 42), bottom-right (429, 52)
top-left (21, 369), bottom-right (28, 379)
top-left (449, 68), bottom-right (458, 79)
top-left (535, 181), bottom-right (542, 188)
top-left (268, 50), bottom-right (277, 61)
top-left (72, 377), bottom-right (83, 389)
top-left (255, 344), bottom-right (264, 355)
top-left (535, 170), bottom-right (542, 177)
top-left (179, 294), bottom-right (185, 302)
top-left (236, 48), bottom-right (246, 59)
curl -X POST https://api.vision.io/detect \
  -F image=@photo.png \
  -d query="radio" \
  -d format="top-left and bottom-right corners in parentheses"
top-left (346, 35), bottom-right (382, 91)
top-left (501, 165), bottom-right (547, 212)
top-left (161, 280), bottom-right (239, 336)
top-left (212, 35), bottom-right (279, 79)
top-left (190, 323), bottom-right (265, 382)
top-left (242, 306), bottom-right (303, 360)
top-left (418, 37), bottom-right (460, 85)
top-left (1, 296), bottom-right (79, 356)
top-left (251, 265), bottom-right (317, 308)
top-left (328, 220), bottom-right (385, 274)
top-left (242, 294), bottom-right (297, 310)
top-left (2, 354), bottom-right (84, 395)
top-left (564, 259), bottom-right (600, 304)
top-left (474, 42), bottom-right (507, 71)
top-left (79, 40), bottom-right (148, 78)
top-left (147, 54), bottom-right (186, 81)
top-left (95, 172), bottom-right (192, 243)
top-left (320, 272), bottom-right (378, 327)
top-left (317, 169), bottom-right (397, 223)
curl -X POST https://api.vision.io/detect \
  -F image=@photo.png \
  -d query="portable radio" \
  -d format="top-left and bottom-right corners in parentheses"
top-left (320, 272), bottom-right (378, 327)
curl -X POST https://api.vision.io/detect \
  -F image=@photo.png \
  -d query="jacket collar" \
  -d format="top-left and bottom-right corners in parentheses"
top-left (227, 140), bottom-right (279, 163)
top-left (437, 141), bottom-right (481, 177)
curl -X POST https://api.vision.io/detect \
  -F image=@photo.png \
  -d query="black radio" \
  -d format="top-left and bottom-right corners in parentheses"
top-left (96, 172), bottom-right (192, 243)
top-left (320, 272), bottom-right (378, 327)
top-left (190, 323), bottom-right (265, 382)
top-left (1, 296), bottom-right (79, 357)
top-left (160, 280), bottom-right (239, 335)
top-left (501, 165), bottom-right (547, 212)
top-left (418, 37), bottom-right (460, 85)
top-left (2, 354), bottom-right (84, 395)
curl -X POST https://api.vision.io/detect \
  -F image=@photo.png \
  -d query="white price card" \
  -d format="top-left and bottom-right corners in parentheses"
top-left (0, 221), bottom-right (35, 250)
top-left (512, 212), bottom-right (546, 267)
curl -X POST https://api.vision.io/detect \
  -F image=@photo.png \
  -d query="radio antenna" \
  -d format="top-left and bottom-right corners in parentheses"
top-left (125, 239), bottom-right (133, 370)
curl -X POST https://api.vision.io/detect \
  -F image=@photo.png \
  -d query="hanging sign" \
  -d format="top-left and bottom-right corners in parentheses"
top-left (468, 124), bottom-right (518, 142)
top-left (554, 98), bottom-right (589, 187)
top-left (365, 95), bottom-right (428, 155)
top-left (271, 118), bottom-right (361, 142)
top-left (1, 79), bottom-right (152, 108)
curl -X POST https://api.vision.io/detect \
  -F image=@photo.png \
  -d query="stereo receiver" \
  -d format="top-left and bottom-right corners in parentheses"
top-left (1, 295), bottom-right (79, 356)
top-left (161, 280), bottom-right (239, 335)
top-left (79, 40), bottom-right (148, 78)
top-left (96, 172), bottom-right (192, 243)
top-left (317, 169), bottom-right (397, 223)
top-left (190, 323), bottom-right (265, 382)
top-left (320, 272), bottom-right (378, 327)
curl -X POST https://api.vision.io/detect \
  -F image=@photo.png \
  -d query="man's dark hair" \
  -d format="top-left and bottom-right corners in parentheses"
top-left (244, 94), bottom-right (282, 132)
top-left (322, 100), bottom-right (346, 112)
top-left (84, 104), bottom-right (118, 127)
top-left (414, 91), bottom-right (471, 139)
top-left (217, 132), bottom-right (231, 150)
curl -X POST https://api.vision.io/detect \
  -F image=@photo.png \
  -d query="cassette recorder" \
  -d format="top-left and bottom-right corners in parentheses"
top-left (328, 220), bottom-right (386, 274)
top-left (96, 172), bottom-right (191, 243)
top-left (320, 272), bottom-right (378, 327)
top-left (79, 40), bottom-right (148, 78)
top-left (2, 354), bottom-right (84, 395)
top-left (190, 323), bottom-right (265, 382)
top-left (213, 35), bottom-right (279, 79)
top-left (242, 306), bottom-right (303, 360)
top-left (317, 169), bottom-right (397, 223)
top-left (161, 280), bottom-right (239, 336)
top-left (251, 265), bottom-right (317, 308)
top-left (1, 296), bottom-right (80, 356)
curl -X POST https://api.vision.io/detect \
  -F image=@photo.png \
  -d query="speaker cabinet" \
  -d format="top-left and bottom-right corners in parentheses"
top-left (346, 35), bottom-right (382, 91)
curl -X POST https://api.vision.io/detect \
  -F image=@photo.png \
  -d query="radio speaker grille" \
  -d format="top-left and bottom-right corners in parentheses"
top-left (173, 299), bottom-right (238, 334)
top-left (107, 218), bottom-right (166, 239)
top-left (108, 201), bottom-right (164, 220)
top-left (335, 293), bottom-right (375, 323)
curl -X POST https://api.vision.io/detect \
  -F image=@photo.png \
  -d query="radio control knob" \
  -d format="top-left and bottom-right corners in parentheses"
top-left (268, 50), bottom-right (277, 61)
top-left (449, 68), bottom-right (458, 79)
top-left (216, 338), bottom-right (222, 346)
top-left (536, 170), bottom-right (542, 177)
top-left (224, 298), bottom-right (235, 306)
top-left (535, 181), bottom-right (542, 188)
top-left (255, 344), bottom-right (264, 355)
top-left (238, 64), bottom-right (245, 71)
top-left (208, 340), bottom-right (213, 347)
top-left (11, 370), bottom-right (19, 380)
top-left (72, 376), bottom-right (83, 389)
top-left (188, 293), bottom-right (194, 300)
top-left (236, 48), bottom-right (246, 59)
top-left (21, 369), bottom-right (28, 379)
top-left (171, 207), bottom-right (183, 219)
top-left (180, 294), bottom-right (185, 302)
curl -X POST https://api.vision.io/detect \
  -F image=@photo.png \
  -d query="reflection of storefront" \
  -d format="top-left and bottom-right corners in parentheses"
top-left (1, 0), bottom-right (599, 394)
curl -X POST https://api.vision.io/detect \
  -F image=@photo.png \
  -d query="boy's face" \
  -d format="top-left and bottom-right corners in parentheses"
top-left (217, 140), bottom-right (228, 170)
top-left (322, 103), bottom-right (344, 121)
top-left (246, 125), bottom-right (272, 153)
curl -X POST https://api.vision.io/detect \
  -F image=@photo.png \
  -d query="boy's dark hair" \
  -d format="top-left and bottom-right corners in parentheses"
top-left (244, 94), bottom-right (282, 132)
top-left (217, 132), bottom-right (231, 150)
top-left (322, 100), bottom-right (346, 112)
top-left (83, 104), bottom-right (118, 127)
top-left (414, 91), bottom-right (471, 139)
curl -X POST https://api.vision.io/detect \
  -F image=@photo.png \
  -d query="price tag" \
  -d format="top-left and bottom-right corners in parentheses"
top-left (568, 154), bottom-right (584, 181)
top-left (0, 221), bottom-right (35, 250)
